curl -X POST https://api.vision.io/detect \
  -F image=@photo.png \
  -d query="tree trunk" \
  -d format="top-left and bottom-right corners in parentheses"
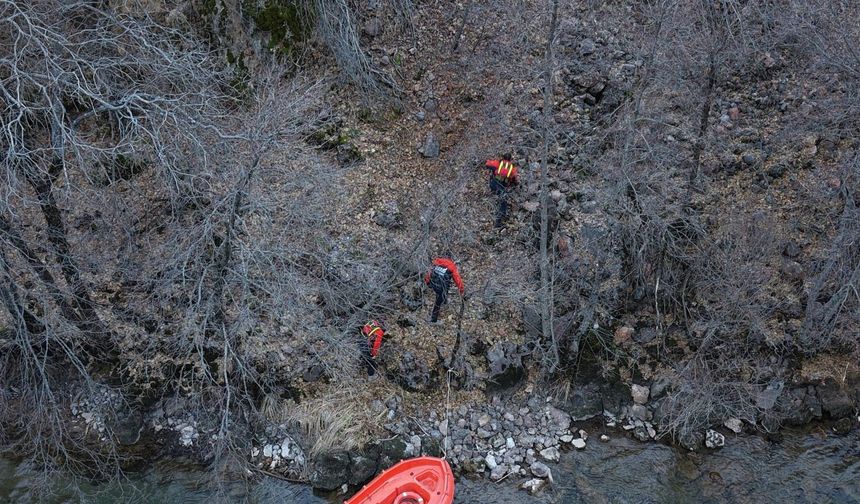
top-left (26, 156), bottom-right (106, 340)
top-left (0, 246), bottom-right (45, 336)
top-left (539, 0), bottom-right (560, 372)
top-left (689, 52), bottom-right (716, 192)
top-left (0, 213), bottom-right (93, 336)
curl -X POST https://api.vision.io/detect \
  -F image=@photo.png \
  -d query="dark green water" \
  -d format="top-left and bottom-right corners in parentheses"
top-left (3, 428), bottom-right (858, 503)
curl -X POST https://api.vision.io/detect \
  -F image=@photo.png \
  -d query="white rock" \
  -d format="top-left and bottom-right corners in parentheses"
top-left (484, 453), bottom-right (497, 470)
top-left (705, 429), bottom-right (725, 449)
top-left (506, 437), bottom-right (515, 449)
top-left (263, 444), bottom-right (273, 458)
top-left (521, 478), bottom-right (547, 494)
top-left (724, 418), bottom-right (743, 434)
top-left (559, 435), bottom-right (574, 443)
top-left (599, 434), bottom-right (610, 442)
top-left (632, 384), bottom-right (650, 405)
top-left (578, 429), bottom-right (588, 441)
top-left (251, 447), bottom-right (260, 457)
top-left (539, 447), bottom-right (560, 462)
top-left (572, 438), bottom-right (586, 449)
top-left (646, 423), bottom-right (656, 439)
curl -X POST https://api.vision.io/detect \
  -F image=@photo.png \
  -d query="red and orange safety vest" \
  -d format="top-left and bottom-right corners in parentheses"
top-left (485, 159), bottom-right (519, 183)
top-left (362, 320), bottom-right (385, 358)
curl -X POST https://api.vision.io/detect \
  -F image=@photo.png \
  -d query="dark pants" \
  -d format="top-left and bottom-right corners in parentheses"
top-left (429, 274), bottom-right (450, 322)
top-left (490, 178), bottom-right (509, 228)
top-left (359, 338), bottom-right (377, 376)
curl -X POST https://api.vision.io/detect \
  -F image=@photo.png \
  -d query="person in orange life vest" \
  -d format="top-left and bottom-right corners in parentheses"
top-left (423, 257), bottom-right (464, 323)
top-left (483, 153), bottom-right (519, 228)
top-left (360, 319), bottom-right (385, 376)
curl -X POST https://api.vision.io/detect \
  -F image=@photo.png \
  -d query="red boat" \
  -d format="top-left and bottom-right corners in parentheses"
top-left (344, 456), bottom-right (455, 504)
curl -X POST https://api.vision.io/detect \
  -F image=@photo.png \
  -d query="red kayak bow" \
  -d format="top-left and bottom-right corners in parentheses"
top-left (344, 456), bottom-right (454, 504)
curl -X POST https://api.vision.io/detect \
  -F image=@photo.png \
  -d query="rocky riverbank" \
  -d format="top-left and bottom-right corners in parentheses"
top-left (22, 364), bottom-right (860, 499)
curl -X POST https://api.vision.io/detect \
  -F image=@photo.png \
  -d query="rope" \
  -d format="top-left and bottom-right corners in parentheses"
top-left (442, 368), bottom-right (454, 460)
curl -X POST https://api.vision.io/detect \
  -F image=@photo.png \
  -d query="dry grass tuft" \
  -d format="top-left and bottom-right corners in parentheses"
top-left (263, 386), bottom-right (386, 456)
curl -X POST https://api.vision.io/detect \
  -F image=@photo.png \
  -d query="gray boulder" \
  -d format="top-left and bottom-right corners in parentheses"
top-left (310, 451), bottom-right (350, 491)
top-left (420, 133), bottom-right (440, 158)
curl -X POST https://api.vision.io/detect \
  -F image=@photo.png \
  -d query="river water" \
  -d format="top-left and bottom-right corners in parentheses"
top-left (3, 428), bottom-right (858, 503)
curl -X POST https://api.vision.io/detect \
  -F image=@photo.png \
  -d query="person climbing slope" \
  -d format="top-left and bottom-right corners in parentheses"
top-left (424, 257), bottom-right (465, 324)
top-left (360, 319), bottom-right (386, 376)
top-left (483, 153), bottom-right (520, 228)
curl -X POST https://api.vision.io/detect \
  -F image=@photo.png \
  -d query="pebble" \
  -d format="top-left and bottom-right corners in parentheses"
top-left (599, 434), bottom-right (610, 442)
top-left (539, 447), bottom-right (560, 462)
top-left (521, 478), bottom-right (547, 494)
top-left (484, 453), bottom-right (497, 470)
top-left (631, 384), bottom-right (650, 405)
top-left (572, 438), bottom-right (586, 449)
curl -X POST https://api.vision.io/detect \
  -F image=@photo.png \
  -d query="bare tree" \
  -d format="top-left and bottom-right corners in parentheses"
top-left (538, 0), bottom-right (561, 373)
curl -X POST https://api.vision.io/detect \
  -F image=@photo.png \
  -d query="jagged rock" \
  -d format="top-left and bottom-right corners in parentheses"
top-left (522, 478), bottom-right (548, 494)
top-left (529, 461), bottom-right (552, 480)
top-left (705, 429), bottom-right (725, 449)
top-left (601, 382), bottom-right (630, 418)
top-left (420, 132), bottom-right (440, 158)
top-left (539, 447), bottom-right (560, 462)
top-left (818, 382), bottom-right (854, 420)
top-left (544, 405), bottom-right (572, 432)
top-left (484, 453), bottom-right (497, 470)
top-left (631, 384), bottom-right (650, 405)
top-left (377, 437), bottom-right (408, 468)
top-left (568, 383), bottom-right (603, 421)
top-left (485, 342), bottom-right (525, 389)
top-left (310, 451), bottom-right (350, 491)
top-left (649, 375), bottom-right (673, 400)
top-left (571, 438), bottom-right (586, 449)
top-left (756, 380), bottom-right (784, 410)
top-left (724, 418), bottom-right (743, 434)
top-left (348, 450), bottom-right (378, 486)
